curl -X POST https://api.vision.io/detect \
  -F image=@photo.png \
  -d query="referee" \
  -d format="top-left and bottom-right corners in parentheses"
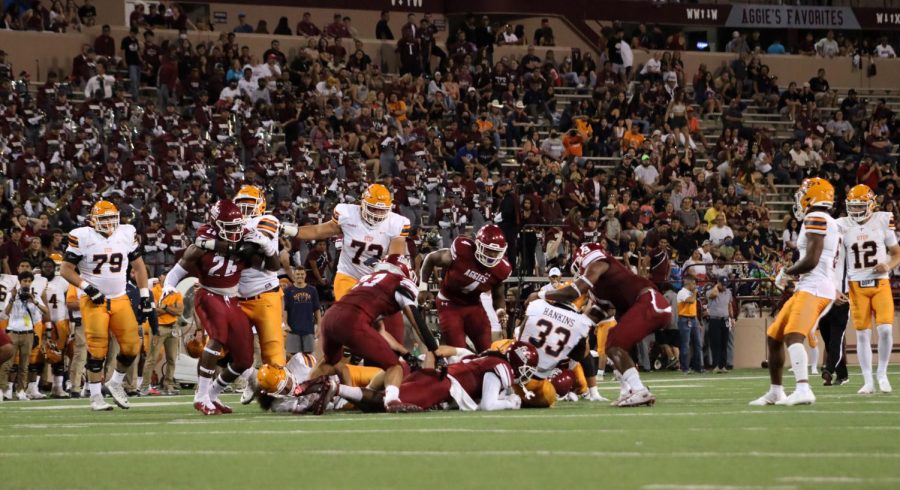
top-left (820, 257), bottom-right (850, 385)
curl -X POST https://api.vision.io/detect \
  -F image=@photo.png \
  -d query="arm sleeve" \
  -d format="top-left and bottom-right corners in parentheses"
top-left (164, 263), bottom-right (190, 290)
top-left (65, 231), bottom-right (83, 263)
top-left (478, 373), bottom-right (517, 411)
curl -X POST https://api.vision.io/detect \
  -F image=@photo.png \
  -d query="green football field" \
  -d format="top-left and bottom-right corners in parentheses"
top-left (1, 369), bottom-right (899, 490)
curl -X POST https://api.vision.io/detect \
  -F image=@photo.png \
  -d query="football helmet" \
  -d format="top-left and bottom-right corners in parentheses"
top-left (90, 200), bottom-right (119, 236)
top-left (793, 177), bottom-right (834, 220)
top-left (474, 224), bottom-right (507, 268)
top-left (375, 254), bottom-right (416, 282)
top-left (360, 184), bottom-right (392, 227)
top-left (234, 185), bottom-right (266, 219)
top-left (846, 184), bottom-right (875, 224)
top-left (184, 330), bottom-right (207, 359)
top-left (570, 243), bottom-right (601, 275)
top-left (257, 364), bottom-right (294, 395)
top-left (43, 340), bottom-right (64, 364)
top-left (209, 199), bottom-right (246, 243)
top-left (506, 341), bottom-right (539, 385)
top-left (549, 368), bottom-right (576, 397)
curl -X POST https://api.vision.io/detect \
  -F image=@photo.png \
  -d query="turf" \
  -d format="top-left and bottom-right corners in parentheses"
top-left (1, 369), bottom-right (899, 490)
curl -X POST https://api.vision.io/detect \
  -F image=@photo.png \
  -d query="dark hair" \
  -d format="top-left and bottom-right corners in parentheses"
top-left (17, 271), bottom-right (34, 281)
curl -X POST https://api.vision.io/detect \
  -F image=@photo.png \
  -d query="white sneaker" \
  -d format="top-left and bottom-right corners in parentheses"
top-left (3, 387), bottom-right (11, 399)
top-left (616, 389), bottom-right (656, 407)
top-left (775, 390), bottom-right (816, 406)
top-left (810, 367), bottom-right (819, 375)
top-left (858, 384), bottom-right (875, 395)
top-left (51, 385), bottom-right (70, 398)
top-left (878, 377), bottom-right (892, 393)
top-left (240, 373), bottom-right (258, 405)
top-left (90, 394), bottom-right (114, 411)
top-left (105, 381), bottom-right (130, 409)
top-left (16, 390), bottom-right (29, 401)
top-left (28, 388), bottom-right (47, 400)
top-left (749, 390), bottom-right (786, 406)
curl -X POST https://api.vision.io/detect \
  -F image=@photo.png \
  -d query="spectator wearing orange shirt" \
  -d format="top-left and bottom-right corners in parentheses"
top-left (562, 128), bottom-right (583, 158)
top-left (622, 123), bottom-right (645, 151)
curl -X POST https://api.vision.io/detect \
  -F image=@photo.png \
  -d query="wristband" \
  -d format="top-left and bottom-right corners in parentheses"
top-left (140, 288), bottom-right (150, 298)
top-left (79, 281), bottom-right (89, 291)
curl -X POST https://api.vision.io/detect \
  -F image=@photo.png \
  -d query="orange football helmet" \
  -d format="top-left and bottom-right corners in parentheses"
top-left (257, 363), bottom-right (293, 395)
top-left (846, 184), bottom-right (875, 224)
top-left (90, 200), bottom-right (119, 235)
top-left (43, 340), bottom-right (64, 364)
top-left (793, 177), bottom-right (834, 219)
top-left (184, 330), bottom-right (208, 359)
top-left (360, 184), bottom-right (392, 227)
top-left (234, 185), bottom-right (266, 219)
top-left (49, 253), bottom-right (63, 265)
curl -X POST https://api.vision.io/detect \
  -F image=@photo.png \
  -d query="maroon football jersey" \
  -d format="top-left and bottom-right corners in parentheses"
top-left (195, 225), bottom-right (247, 290)
top-left (438, 237), bottom-right (511, 306)
top-left (448, 354), bottom-right (514, 399)
top-left (578, 243), bottom-right (656, 312)
top-left (337, 270), bottom-right (419, 322)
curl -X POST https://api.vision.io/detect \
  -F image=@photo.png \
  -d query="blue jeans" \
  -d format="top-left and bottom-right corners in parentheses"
top-left (679, 317), bottom-right (702, 372)
top-left (128, 64), bottom-right (141, 99)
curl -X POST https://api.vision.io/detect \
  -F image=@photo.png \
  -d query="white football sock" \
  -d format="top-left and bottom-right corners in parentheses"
top-left (856, 329), bottom-right (873, 386)
top-left (876, 324), bottom-right (892, 378)
top-left (27, 381), bottom-right (37, 393)
top-left (136, 376), bottom-right (143, 388)
top-left (807, 345), bottom-right (819, 369)
top-left (768, 384), bottom-right (785, 397)
top-left (88, 382), bottom-right (102, 398)
top-left (53, 375), bottom-right (63, 389)
top-left (589, 386), bottom-right (602, 399)
top-left (110, 370), bottom-right (125, 385)
top-left (622, 367), bottom-right (646, 391)
top-left (384, 385), bottom-right (399, 405)
top-left (208, 375), bottom-right (228, 401)
top-left (195, 375), bottom-right (212, 403)
top-left (613, 370), bottom-right (628, 396)
top-left (337, 385), bottom-right (362, 402)
top-left (787, 343), bottom-right (810, 393)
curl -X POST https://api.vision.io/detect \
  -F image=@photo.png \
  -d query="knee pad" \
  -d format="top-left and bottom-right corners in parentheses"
top-left (86, 357), bottom-right (105, 373)
top-left (28, 362), bottom-right (44, 373)
top-left (579, 355), bottom-right (598, 378)
top-left (116, 354), bottom-right (137, 367)
top-left (216, 352), bottom-right (232, 369)
top-left (51, 362), bottom-right (65, 376)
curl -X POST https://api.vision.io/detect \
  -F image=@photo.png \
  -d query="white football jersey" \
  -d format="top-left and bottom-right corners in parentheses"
top-left (838, 212), bottom-right (898, 282)
top-left (796, 211), bottom-right (841, 300)
top-left (0, 274), bottom-right (19, 319)
top-left (521, 299), bottom-right (594, 378)
top-left (66, 224), bottom-right (140, 299)
top-left (238, 214), bottom-right (282, 298)
top-left (42, 276), bottom-right (70, 322)
top-left (333, 203), bottom-right (410, 280)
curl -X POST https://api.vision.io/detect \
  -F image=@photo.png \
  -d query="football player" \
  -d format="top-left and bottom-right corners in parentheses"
top-left (163, 199), bottom-right (279, 415)
top-left (751, 178), bottom-right (841, 406)
top-left (282, 184), bottom-right (411, 342)
top-left (534, 242), bottom-right (672, 407)
top-left (419, 224), bottom-right (511, 352)
top-left (195, 185), bottom-right (287, 405)
top-left (39, 256), bottom-right (71, 398)
top-left (293, 254), bottom-right (439, 413)
top-left (839, 184), bottom-right (900, 394)
top-left (65, 282), bottom-right (86, 397)
top-left (60, 201), bottom-right (154, 411)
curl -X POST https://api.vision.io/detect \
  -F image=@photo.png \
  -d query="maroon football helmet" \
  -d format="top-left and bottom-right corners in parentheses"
top-left (209, 199), bottom-right (246, 243)
top-left (375, 254), bottom-right (416, 282)
top-left (549, 368), bottom-right (576, 397)
top-left (505, 341), bottom-right (539, 385)
top-left (570, 242), bottom-right (603, 275)
top-left (474, 224), bottom-right (507, 268)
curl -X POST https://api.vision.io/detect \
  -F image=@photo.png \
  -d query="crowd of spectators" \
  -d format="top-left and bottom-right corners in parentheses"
top-left (0, 10), bottom-right (898, 322)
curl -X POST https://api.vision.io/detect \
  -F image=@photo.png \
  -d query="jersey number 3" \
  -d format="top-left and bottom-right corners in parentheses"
top-left (528, 319), bottom-right (572, 357)
top-left (350, 240), bottom-right (384, 265)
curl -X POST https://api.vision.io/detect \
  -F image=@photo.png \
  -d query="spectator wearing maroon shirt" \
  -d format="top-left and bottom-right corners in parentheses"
top-left (94, 24), bottom-right (115, 58)
top-left (647, 237), bottom-right (671, 289)
top-left (296, 12), bottom-right (320, 37)
top-left (325, 14), bottom-right (349, 39)
top-left (857, 157), bottom-right (882, 190)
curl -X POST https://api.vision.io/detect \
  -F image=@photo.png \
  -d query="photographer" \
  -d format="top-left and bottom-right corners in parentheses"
top-left (3, 271), bottom-right (50, 400)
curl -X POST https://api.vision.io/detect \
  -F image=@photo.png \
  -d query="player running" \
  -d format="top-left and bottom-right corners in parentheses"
top-left (163, 199), bottom-right (279, 415)
top-left (60, 201), bottom-right (154, 411)
top-left (281, 184), bottom-right (411, 342)
top-left (534, 242), bottom-right (671, 407)
top-left (839, 184), bottom-right (900, 394)
top-left (751, 178), bottom-right (840, 406)
top-left (419, 224), bottom-right (511, 352)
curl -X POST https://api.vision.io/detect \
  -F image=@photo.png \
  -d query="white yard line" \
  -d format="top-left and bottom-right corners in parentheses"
top-left (777, 476), bottom-right (900, 484)
top-left (643, 485), bottom-right (796, 490)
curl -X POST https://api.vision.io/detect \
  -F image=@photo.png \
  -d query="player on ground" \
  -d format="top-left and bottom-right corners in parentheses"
top-left (534, 242), bottom-right (671, 407)
top-left (195, 185), bottom-right (286, 405)
top-left (282, 184), bottom-right (411, 342)
top-left (163, 199), bottom-right (279, 415)
top-left (60, 201), bottom-right (154, 411)
top-left (419, 224), bottom-right (511, 352)
top-left (291, 254), bottom-right (440, 413)
top-left (839, 184), bottom-right (900, 394)
top-left (40, 256), bottom-right (71, 398)
top-left (751, 178), bottom-right (840, 406)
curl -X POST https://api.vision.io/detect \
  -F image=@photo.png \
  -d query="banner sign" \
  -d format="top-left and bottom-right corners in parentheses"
top-left (725, 5), bottom-right (860, 29)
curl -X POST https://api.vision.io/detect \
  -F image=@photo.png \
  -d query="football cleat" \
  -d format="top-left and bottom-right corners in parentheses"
top-left (748, 390), bottom-right (787, 406)
top-left (291, 375), bottom-right (331, 398)
top-left (90, 394), bottom-right (114, 411)
top-left (194, 400), bottom-right (221, 415)
top-left (878, 377), bottom-right (892, 393)
top-left (211, 399), bottom-right (233, 414)
top-left (309, 378), bottom-right (338, 416)
top-left (582, 391), bottom-right (609, 402)
top-left (240, 373), bottom-right (259, 405)
top-left (858, 384), bottom-right (875, 395)
top-left (27, 388), bottom-right (47, 400)
top-left (105, 381), bottom-right (130, 409)
top-left (385, 400), bottom-right (424, 413)
top-left (16, 390), bottom-right (29, 401)
top-left (616, 389), bottom-right (656, 407)
top-left (50, 385), bottom-right (70, 398)
top-left (835, 377), bottom-right (850, 386)
top-left (775, 390), bottom-right (816, 406)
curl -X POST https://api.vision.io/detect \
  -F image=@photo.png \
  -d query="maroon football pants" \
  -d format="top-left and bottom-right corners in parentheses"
top-left (437, 299), bottom-right (492, 352)
top-left (321, 305), bottom-right (400, 370)
top-left (194, 289), bottom-right (254, 371)
top-left (398, 369), bottom-right (452, 409)
top-left (606, 289), bottom-right (672, 350)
